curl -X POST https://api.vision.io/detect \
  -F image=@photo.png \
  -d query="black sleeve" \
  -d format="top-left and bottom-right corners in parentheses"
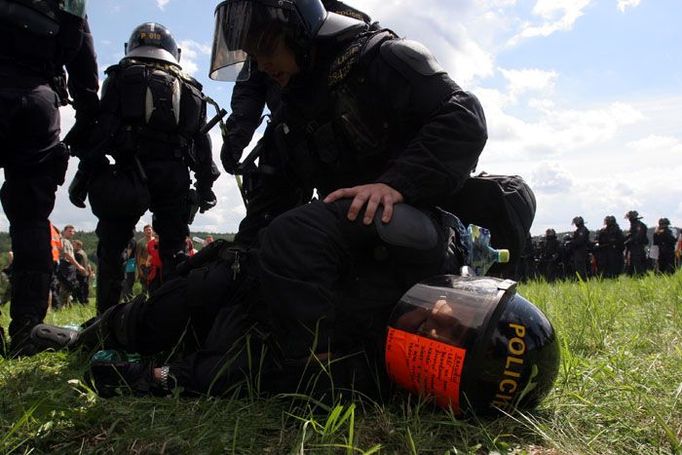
top-left (224, 70), bottom-right (269, 156)
top-left (233, 128), bottom-right (313, 248)
top-left (367, 40), bottom-right (487, 207)
top-left (65, 17), bottom-right (99, 120)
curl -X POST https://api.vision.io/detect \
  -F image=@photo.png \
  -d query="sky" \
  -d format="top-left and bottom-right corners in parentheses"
top-left (1, 0), bottom-right (680, 236)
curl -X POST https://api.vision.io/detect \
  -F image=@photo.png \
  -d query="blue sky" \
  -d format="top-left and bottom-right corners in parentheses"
top-left (2, 0), bottom-right (681, 236)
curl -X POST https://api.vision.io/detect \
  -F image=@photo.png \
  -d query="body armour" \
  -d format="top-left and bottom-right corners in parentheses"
top-left (0, 0), bottom-right (83, 77)
top-left (279, 28), bottom-right (464, 200)
top-left (106, 59), bottom-right (205, 138)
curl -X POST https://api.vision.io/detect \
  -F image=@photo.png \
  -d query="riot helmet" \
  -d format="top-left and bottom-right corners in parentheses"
top-left (386, 275), bottom-right (560, 416)
top-left (209, 0), bottom-right (364, 81)
top-left (545, 228), bottom-right (556, 238)
top-left (210, 0), bottom-right (324, 81)
top-left (124, 22), bottom-right (181, 66)
top-left (658, 218), bottom-right (670, 227)
top-left (625, 210), bottom-right (641, 221)
top-left (604, 215), bottom-right (616, 227)
top-left (572, 216), bottom-right (584, 227)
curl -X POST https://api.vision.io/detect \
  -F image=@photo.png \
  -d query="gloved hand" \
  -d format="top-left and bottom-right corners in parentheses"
top-left (220, 139), bottom-right (243, 175)
top-left (68, 170), bottom-right (90, 209)
top-left (63, 119), bottom-right (94, 158)
top-left (197, 187), bottom-right (217, 213)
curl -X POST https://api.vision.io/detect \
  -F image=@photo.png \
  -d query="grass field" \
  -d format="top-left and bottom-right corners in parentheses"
top-left (1, 272), bottom-right (681, 454)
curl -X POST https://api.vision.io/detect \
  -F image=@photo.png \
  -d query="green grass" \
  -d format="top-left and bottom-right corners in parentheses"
top-left (1, 272), bottom-right (681, 454)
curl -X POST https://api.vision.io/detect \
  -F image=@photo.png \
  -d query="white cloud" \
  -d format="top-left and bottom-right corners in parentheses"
top-left (508, 0), bottom-right (592, 45)
top-left (529, 162), bottom-right (574, 194)
top-left (178, 40), bottom-right (212, 77)
top-left (499, 67), bottom-right (558, 100)
top-left (156, 0), bottom-right (171, 10)
top-left (617, 0), bottom-right (641, 13)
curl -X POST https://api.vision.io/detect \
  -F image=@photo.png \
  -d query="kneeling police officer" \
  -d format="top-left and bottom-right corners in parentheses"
top-left (0, 0), bottom-right (98, 356)
top-left (68, 22), bottom-right (221, 314)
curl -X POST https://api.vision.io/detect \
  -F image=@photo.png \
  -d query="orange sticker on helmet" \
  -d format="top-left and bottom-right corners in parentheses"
top-left (385, 327), bottom-right (467, 411)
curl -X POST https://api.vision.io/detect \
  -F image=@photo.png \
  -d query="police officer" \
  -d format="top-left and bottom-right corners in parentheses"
top-left (653, 218), bottom-right (676, 274)
top-left (219, 0), bottom-right (373, 176)
top-left (0, 0), bottom-right (98, 356)
top-left (570, 216), bottom-right (590, 280)
top-left (539, 228), bottom-right (560, 281)
top-left (68, 22), bottom-right (220, 314)
top-left (34, 0), bottom-right (487, 398)
top-left (624, 210), bottom-right (648, 276)
top-left (595, 215), bottom-right (624, 278)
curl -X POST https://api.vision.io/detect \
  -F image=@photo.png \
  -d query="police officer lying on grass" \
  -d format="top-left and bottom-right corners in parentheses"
top-left (33, 0), bottom-right (490, 401)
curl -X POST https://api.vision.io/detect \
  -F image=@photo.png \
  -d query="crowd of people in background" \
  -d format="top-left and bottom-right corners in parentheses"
top-left (518, 210), bottom-right (682, 282)
top-left (0, 223), bottom-right (218, 310)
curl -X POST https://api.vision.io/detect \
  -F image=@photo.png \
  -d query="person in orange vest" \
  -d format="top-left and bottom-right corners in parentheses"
top-left (48, 223), bottom-right (63, 309)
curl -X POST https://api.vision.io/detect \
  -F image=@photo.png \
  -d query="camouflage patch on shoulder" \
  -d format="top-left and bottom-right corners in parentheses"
top-left (335, 10), bottom-right (367, 22)
top-left (328, 37), bottom-right (367, 87)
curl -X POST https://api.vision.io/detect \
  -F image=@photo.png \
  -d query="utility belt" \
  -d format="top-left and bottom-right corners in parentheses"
top-left (0, 58), bottom-right (68, 104)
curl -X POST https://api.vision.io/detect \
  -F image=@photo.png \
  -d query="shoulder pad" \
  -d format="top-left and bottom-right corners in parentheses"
top-left (104, 64), bottom-right (120, 76)
top-left (180, 73), bottom-right (204, 91)
top-left (379, 39), bottom-right (446, 77)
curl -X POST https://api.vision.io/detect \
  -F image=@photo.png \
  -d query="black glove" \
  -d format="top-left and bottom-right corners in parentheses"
top-left (197, 188), bottom-right (217, 213)
top-left (68, 171), bottom-right (90, 209)
top-left (220, 138), bottom-right (243, 175)
top-left (63, 119), bottom-right (94, 158)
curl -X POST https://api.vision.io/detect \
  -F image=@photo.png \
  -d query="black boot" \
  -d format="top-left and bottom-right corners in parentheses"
top-left (96, 269), bottom-right (124, 315)
top-left (8, 271), bottom-right (51, 357)
top-left (30, 296), bottom-right (143, 352)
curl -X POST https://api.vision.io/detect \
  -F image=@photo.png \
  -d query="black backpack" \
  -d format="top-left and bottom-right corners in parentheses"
top-left (444, 172), bottom-right (537, 278)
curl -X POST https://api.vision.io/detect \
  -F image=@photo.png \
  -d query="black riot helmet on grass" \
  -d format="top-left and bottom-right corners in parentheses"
top-left (209, 0), bottom-right (365, 81)
top-left (124, 22), bottom-right (181, 66)
top-left (385, 275), bottom-right (560, 416)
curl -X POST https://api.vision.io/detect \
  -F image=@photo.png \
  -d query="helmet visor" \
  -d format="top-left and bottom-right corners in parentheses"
top-left (209, 0), bottom-right (311, 81)
top-left (61, 0), bottom-right (88, 18)
top-left (385, 275), bottom-right (514, 409)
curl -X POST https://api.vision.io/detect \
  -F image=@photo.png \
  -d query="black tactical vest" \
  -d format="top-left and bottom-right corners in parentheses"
top-left (282, 30), bottom-right (398, 195)
top-left (107, 60), bottom-right (205, 143)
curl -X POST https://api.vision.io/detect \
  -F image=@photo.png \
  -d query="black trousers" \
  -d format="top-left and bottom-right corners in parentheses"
top-left (118, 200), bottom-right (453, 397)
top-left (95, 159), bottom-right (190, 314)
top-left (1, 80), bottom-right (68, 340)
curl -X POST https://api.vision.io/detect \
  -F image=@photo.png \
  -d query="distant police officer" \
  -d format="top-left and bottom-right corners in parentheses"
top-left (539, 228), bottom-right (560, 281)
top-left (68, 22), bottom-right (220, 314)
top-left (570, 216), bottom-right (590, 280)
top-left (0, 0), bottom-right (98, 355)
top-left (653, 218), bottom-right (676, 274)
top-left (595, 215), bottom-right (625, 278)
top-left (624, 210), bottom-right (648, 276)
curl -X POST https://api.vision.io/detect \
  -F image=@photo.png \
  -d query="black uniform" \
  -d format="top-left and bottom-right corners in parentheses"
top-left (571, 225), bottom-right (590, 280)
top-left (0, 1), bottom-right (98, 354)
top-left (653, 227), bottom-right (676, 274)
top-left (625, 219), bottom-right (648, 276)
top-left (81, 58), bottom-right (220, 314)
top-left (539, 233), bottom-right (560, 281)
top-left (596, 223), bottom-right (625, 278)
